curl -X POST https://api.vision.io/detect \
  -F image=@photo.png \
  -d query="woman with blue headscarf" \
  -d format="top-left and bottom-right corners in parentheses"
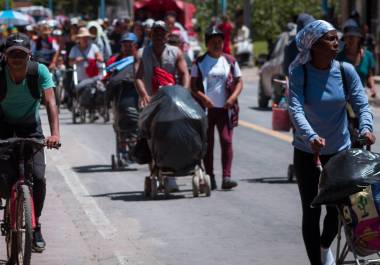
top-left (288, 20), bottom-right (375, 265)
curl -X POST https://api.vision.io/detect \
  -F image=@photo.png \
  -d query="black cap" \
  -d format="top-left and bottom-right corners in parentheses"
top-left (205, 27), bottom-right (224, 43)
top-left (5, 33), bottom-right (31, 54)
top-left (343, 26), bottom-right (363, 38)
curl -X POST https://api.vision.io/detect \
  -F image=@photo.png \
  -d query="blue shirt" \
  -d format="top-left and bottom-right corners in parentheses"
top-left (289, 60), bottom-right (373, 155)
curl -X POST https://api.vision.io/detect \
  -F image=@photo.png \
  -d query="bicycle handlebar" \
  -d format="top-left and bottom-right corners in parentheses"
top-left (0, 138), bottom-right (61, 150)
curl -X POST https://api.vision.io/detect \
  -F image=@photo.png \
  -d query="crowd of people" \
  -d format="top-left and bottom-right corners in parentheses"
top-left (0, 6), bottom-right (379, 265)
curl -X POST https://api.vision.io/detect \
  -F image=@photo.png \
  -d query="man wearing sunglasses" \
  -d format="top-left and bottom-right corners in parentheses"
top-left (0, 33), bottom-right (60, 252)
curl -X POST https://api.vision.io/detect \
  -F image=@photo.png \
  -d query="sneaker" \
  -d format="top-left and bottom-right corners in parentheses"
top-left (221, 177), bottom-right (238, 190)
top-left (321, 247), bottom-right (336, 265)
top-left (210, 177), bottom-right (217, 190)
top-left (167, 177), bottom-right (179, 192)
top-left (32, 224), bottom-right (46, 252)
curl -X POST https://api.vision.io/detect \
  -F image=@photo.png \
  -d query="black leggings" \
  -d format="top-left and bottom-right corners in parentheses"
top-left (294, 148), bottom-right (339, 265)
top-left (0, 121), bottom-right (46, 219)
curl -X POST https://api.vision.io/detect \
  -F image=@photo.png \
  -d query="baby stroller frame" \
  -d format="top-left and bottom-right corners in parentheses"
top-left (144, 161), bottom-right (211, 200)
top-left (71, 64), bottom-right (110, 124)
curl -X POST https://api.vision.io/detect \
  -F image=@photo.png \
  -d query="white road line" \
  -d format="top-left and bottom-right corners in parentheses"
top-left (57, 165), bottom-right (117, 240)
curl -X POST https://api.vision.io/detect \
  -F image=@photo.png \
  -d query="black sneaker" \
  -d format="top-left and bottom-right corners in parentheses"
top-left (221, 177), bottom-right (238, 190)
top-left (32, 224), bottom-right (46, 252)
top-left (210, 177), bottom-right (217, 190)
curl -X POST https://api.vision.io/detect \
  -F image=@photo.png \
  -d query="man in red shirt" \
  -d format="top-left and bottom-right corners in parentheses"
top-left (218, 15), bottom-right (233, 54)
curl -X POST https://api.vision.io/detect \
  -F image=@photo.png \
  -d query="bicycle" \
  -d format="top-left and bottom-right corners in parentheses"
top-left (0, 138), bottom-right (60, 265)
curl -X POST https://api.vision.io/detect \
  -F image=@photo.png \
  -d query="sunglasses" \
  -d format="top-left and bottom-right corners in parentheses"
top-left (6, 50), bottom-right (29, 60)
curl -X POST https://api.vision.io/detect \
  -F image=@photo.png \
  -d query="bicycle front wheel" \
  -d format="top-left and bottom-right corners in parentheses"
top-left (12, 185), bottom-right (33, 265)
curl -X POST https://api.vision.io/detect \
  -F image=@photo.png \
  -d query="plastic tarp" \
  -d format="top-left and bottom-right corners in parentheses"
top-left (312, 149), bottom-right (380, 206)
top-left (134, 0), bottom-right (196, 30)
top-left (139, 85), bottom-right (207, 172)
top-left (106, 64), bottom-right (139, 134)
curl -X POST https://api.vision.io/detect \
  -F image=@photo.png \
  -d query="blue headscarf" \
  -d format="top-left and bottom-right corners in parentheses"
top-left (289, 20), bottom-right (335, 73)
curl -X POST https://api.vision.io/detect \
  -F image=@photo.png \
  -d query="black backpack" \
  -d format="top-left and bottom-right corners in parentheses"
top-left (0, 60), bottom-right (40, 102)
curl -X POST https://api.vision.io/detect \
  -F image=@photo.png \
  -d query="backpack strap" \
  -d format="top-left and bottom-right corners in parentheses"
top-left (339, 61), bottom-right (349, 99)
top-left (26, 61), bottom-right (41, 101)
top-left (302, 64), bottom-right (307, 98)
top-left (0, 61), bottom-right (7, 102)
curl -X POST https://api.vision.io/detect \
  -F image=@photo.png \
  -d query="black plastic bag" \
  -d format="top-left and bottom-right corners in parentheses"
top-left (130, 137), bottom-right (151, 164)
top-left (139, 85), bottom-right (207, 172)
top-left (312, 149), bottom-right (380, 206)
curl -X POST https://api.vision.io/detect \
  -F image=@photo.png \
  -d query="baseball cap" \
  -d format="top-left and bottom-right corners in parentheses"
top-left (152, 20), bottom-right (168, 32)
top-left (205, 27), bottom-right (224, 43)
top-left (343, 26), bottom-right (363, 38)
top-left (121, 32), bottom-right (138, 43)
top-left (5, 33), bottom-right (31, 54)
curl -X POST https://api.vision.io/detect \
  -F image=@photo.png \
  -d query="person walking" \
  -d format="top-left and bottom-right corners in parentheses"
top-left (288, 20), bottom-right (375, 265)
top-left (191, 27), bottom-right (243, 190)
top-left (135, 21), bottom-right (190, 191)
top-left (135, 20), bottom-right (189, 107)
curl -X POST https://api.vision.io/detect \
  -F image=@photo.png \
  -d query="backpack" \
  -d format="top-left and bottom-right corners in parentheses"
top-left (0, 60), bottom-right (40, 102)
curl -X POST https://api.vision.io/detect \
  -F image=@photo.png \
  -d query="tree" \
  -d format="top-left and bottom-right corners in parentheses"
top-left (251, 0), bottom-right (322, 40)
top-left (190, 0), bottom-right (323, 42)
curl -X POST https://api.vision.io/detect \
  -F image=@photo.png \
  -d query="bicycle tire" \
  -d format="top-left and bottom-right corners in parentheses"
top-left (13, 185), bottom-right (33, 265)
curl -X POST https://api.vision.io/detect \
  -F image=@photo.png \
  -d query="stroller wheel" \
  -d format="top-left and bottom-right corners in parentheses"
top-left (287, 164), bottom-right (295, 182)
top-left (202, 174), bottom-right (211, 197)
top-left (72, 111), bottom-right (77, 124)
top-left (80, 110), bottom-right (86, 123)
top-left (192, 175), bottom-right (200, 197)
top-left (111, 155), bottom-right (116, 171)
top-left (150, 177), bottom-right (158, 200)
top-left (163, 177), bottom-right (170, 198)
top-left (144, 177), bottom-right (151, 198)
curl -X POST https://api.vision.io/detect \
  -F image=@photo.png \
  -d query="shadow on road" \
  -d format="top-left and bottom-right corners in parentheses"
top-left (73, 164), bottom-right (138, 173)
top-left (91, 190), bottom-right (190, 201)
top-left (249, 106), bottom-right (272, 112)
top-left (240, 177), bottom-right (296, 184)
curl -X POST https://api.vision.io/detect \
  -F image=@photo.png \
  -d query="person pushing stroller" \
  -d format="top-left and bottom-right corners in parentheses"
top-left (105, 32), bottom-right (140, 168)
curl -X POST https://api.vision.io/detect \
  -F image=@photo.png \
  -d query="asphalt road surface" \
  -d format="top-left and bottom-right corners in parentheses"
top-left (1, 68), bottom-right (380, 265)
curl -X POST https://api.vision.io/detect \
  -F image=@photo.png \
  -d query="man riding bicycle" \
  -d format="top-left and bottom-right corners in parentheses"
top-left (0, 33), bottom-right (60, 252)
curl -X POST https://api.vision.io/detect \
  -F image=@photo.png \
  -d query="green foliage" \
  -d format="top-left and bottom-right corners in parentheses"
top-left (252, 0), bottom-right (322, 40)
top-left (190, 0), bottom-right (322, 42)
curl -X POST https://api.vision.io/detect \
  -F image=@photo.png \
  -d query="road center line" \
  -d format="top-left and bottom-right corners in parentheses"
top-left (239, 120), bottom-right (293, 143)
top-left (57, 165), bottom-right (117, 240)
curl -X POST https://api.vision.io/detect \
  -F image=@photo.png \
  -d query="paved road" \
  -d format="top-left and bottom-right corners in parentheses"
top-left (1, 68), bottom-right (380, 265)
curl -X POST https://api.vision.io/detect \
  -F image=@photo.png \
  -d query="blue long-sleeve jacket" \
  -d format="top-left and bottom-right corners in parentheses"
top-left (288, 60), bottom-right (373, 155)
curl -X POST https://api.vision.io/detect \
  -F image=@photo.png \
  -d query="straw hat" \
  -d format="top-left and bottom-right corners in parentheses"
top-left (76, 27), bottom-right (93, 38)
top-left (40, 24), bottom-right (52, 35)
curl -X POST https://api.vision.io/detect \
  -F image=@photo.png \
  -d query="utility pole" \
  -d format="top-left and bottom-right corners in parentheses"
top-left (49, 0), bottom-right (53, 15)
top-left (213, 0), bottom-right (218, 17)
top-left (221, 0), bottom-right (227, 15)
top-left (99, 0), bottom-right (106, 19)
top-left (244, 0), bottom-right (252, 37)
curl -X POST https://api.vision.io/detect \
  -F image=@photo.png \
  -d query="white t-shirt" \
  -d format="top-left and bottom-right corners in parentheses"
top-left (191, 55), bottom-right (242, 108)
top-left (69, 43), bottom-right (100, 82)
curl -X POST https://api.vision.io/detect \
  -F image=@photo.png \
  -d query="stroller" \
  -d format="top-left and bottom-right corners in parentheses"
top-left (71, 64), bottom-right (110, 124)
top-left (105, 63), bottom-right (139, 170)
top-left (271, 74), bottom-right (295, 182)
top-left (138, 85), bottom-right (211, 199)
top-left (312, 147), bottom-right (380, 265)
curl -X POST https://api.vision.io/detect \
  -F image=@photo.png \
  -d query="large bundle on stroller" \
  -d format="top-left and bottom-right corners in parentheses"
top-left (106, 62), bottom-right (139, 169)
top-left (312, 149), bottom-right (380, 264)
top-left (139, 85), bottom-right (210, 198)
top-left (72, 76), bottom-right (109, 123)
